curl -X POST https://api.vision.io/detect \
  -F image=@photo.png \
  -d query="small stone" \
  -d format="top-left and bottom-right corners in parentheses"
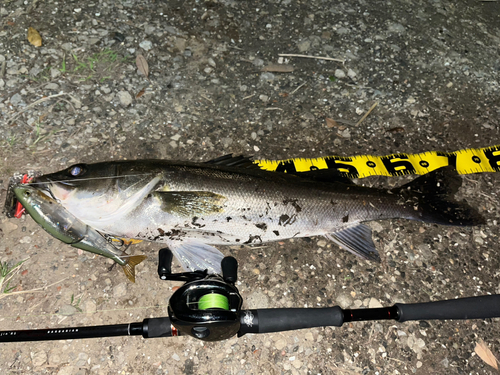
top-left (83, 300), bottom-right (97, 314)
top-left (297, 40), bottom-right (311, 52)
top-left (145, 25), bottom-right (156, 35)
top-left (406, 97), bottom-right (416, 104)
top-left (252, 58), bottom-right (264, 67)
top-left (59, 304), bottom-right (78, 316)
top-left (139, 40), bottom-right (153, 51)
top-left (172, 353), bottom-right (180, 361)
top-left (117, 91), bottom-right (133, 106)
top-left (304, 332), bottom-right (314, 341)
top-left (368, 297), bottom-right (383, 308)
top-left (171, 133), bottom-right (181, 141)
top-left (113, 282), bottom-right (127, 298)
top-left (19, 236), bottom-right (32, 244)
top-left (56, 365), bottom-right (76, 375)
top-left (388, 23), bottom-right (406, 34)
top-left (259, 94), bottom-right (269, 102)
top-left (317, 239), bottom-right (327, 247)
top-left (10, 93), bottom-right (24, 107)
top-left (275, 339), bottom-right (286, 350)
top-left (260, 72), bottom-right (275, 81)
top-left (50, 67), bottom-right (61, 79)
top-left (347, 69), bottom-right (356, 78)
top-left (334, 69), bottom-right (346, 79)
top-left (292, 359), bottom-right (303, 369)
top-left (0, 78), bottom-right (4, 88)
top-left (335, 293), bottom-right (352, 309)
top-left (31, 351), bottom-right (47, 367)
top-left (207, 58), bottom-right (216, 67)
top-left (45, 83), bottom-right (59, 90)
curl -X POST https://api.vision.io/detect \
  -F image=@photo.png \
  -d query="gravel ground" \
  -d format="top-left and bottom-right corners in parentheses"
top-left (0, 0), bottom-right (499, 374)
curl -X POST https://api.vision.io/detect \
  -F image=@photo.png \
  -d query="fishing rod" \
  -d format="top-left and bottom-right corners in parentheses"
top-left (1, 248), bottom-right (499, 343)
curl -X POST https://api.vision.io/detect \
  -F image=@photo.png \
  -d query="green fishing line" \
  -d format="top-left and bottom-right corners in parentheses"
top-left (198, 293), bottom-right (229, 310)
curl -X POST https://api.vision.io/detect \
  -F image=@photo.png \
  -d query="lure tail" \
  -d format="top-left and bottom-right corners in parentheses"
top-left (122, 255), bottom-right (147, 283)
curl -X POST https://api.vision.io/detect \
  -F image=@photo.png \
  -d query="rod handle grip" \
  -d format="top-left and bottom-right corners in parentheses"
top-left (396, 295), bottom-right (500, 322)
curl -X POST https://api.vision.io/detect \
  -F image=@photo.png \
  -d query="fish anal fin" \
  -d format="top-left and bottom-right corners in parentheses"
top-left (154, 191), bottom-right (226, 217)
top-left (167, 239), bottom-right (224, 274)
top-left (325, 224), bottom-right (380, 262)
top-left (121, 255), bottom-right (147, 283)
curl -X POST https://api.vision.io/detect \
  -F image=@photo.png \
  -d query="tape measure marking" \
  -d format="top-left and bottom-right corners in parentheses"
top-left (256, 144), bottom-right (500, 178)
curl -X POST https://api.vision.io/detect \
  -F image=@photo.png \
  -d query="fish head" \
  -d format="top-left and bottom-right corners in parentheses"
top-left (31, 161), bottom-right (162, 226)
top-left (32, 162), bottom-right (120, 202)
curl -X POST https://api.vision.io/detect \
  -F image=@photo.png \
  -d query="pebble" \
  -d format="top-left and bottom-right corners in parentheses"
top-left (19, 236), bottom-right (32, 244)
top-left (10, 93), bottom-right (25, 107)
top-left (145, 25), bottom-right (156, 35)
top-left (368, 297), bottom-right (383, 308)
top-left (50, 67), bottom-right (61, 78)
top-left (0, 78), bottom-right (5, 88)
top-left (172, 353), bottom-right (180, 361)
top-left (259, 94), bottom-right (269, 102)
top-left (117, 91), bottom-right (133, 106)
top-left (207, 58), bottom-right (216, 67)
top-left (45, 83), bottom-right (59, 90)
top-left (139, 40), bottom-right (153, 51)
top-left (31, 351), bottom-right (47, 367)
top-left (347, 69), bottom-right (356, 78)
top-left (388, 23), bottom-right (406, 34)
top-left (275, 339), bottom-right (286, 350)
top-left (56, 365), bottom-right (76, 375)
top-left (59, 304), bottom-right (78, 316)
top-left (334, 69), bottom-right (346, 79)
top-left (113, 282), bottom-right (128, 298)
top-left (296, 40), bottom-right (311, 52)
top-left (335, 293), bottom-right (353, 308)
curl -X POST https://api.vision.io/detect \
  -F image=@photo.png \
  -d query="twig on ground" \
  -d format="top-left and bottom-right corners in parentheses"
top-left (278, 53), bottom-right (345, 63)
top-left (355, 102), bottom-right (379, 126)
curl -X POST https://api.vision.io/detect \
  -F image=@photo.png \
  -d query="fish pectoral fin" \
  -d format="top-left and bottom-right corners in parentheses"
top-left (121, 254), bottom-right (147, 283)
top-left (153, 191), bottom-right (226, 217)
top-left (167, 239), bottom-right (224, 274)
top-left (325, 224), bottom-right (380, 262)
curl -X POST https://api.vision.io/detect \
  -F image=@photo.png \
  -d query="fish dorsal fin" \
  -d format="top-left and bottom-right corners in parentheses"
top-left (153, 191), bottom-right (226, 217)
top-left (205, 154), bottom-right (261, 169)
top-left (325, 224), bottom-right (380, 262)
top-left (167, 239), bottom-right (224, 274)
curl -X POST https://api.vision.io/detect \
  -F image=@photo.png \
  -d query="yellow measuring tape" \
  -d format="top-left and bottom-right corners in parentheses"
top-left (256, 145), bottom-right (500, 178)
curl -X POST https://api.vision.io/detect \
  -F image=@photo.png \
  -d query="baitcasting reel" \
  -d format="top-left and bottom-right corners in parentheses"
top-left (157, 249), bottom-right (243, 341)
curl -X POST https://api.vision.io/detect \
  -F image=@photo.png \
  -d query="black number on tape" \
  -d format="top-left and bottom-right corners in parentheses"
top-left (324, 156), bottom-right (359, 178)
top-left (472, 156), bottom-right (481, 164)
top-left (484, 147), bottom-right (500, 171)
top-left (381, 154), bottom-right (416, 176)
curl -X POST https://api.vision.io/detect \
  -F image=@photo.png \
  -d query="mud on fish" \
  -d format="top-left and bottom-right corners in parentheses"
top-left (16, 155), bottom-right (484, 280)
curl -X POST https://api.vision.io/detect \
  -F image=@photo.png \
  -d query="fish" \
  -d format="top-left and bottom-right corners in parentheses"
top-left (29, 155), bottom-right (484, 274)
top-left (13, 184), bottom-right (146, 282)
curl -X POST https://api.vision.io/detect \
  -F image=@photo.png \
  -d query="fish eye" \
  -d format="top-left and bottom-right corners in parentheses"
top-left (24, 191), bottom-right (31, 197)
top-left (68, 164), bottom-right (85, 177)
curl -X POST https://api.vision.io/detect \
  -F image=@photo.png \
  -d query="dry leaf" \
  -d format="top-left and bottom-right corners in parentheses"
top-left (325, 117), bottom-right (339, 128)
top-left (136, 88), bottom-right (146, 99)
top-left (475, 339), bottom-right (499, 370)
top-left (136, 55), bottom-right (149, 78)
top-left (27, 27), bottom-right (42, 47)
top-left (261, 64), bottom-right (294, 73)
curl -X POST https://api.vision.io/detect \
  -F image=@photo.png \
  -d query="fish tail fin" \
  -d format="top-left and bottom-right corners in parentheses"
top-left (392, 166), bottom-right (485, 226)
top-left (121, 255), bottom-right (147, 283)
